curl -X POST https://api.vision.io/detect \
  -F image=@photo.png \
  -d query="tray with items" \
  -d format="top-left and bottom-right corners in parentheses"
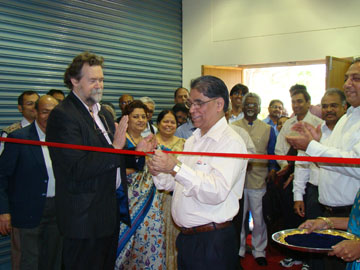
top-left (272, 229), bottom-right (359, 253)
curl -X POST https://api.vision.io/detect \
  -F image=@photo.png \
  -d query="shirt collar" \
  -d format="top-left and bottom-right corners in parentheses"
top-left (21, 117), bottom-right (31, 128)
top-left (321, 121), bottom-right (331, 133)
top-left (296, 111), bottom-right (314, 123)
top-left (346, 106), bottom-right (360, 116)
top-left (193, 117), bottom-right (227, 142)
top-left (34, 120), bottom-right (45, 141)
top-left (72, 91), bottom-right (100, 115)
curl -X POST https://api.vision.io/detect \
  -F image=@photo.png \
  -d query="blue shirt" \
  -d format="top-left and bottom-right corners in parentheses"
top-left (175, 119), bottom-right (196, 139)
top-left (263, 115), bottom-right (279, 136)
top-left (229, 112), bottom-right (244, 124)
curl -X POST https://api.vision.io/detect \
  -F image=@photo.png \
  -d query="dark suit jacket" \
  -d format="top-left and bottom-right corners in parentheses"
top-left (46, 91), bottom-right (132, 239)
top-left (0, 122), bottom-right (49, 228)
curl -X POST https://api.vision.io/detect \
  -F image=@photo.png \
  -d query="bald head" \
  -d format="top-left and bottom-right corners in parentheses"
top-left (36, 95), bottom-right (59, 133)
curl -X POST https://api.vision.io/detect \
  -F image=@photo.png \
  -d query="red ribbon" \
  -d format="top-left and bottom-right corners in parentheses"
top-left (1, 137), bottom-right (359, 165)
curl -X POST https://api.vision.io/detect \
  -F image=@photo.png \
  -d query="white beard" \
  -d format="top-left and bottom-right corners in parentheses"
top-left (246, 111), bottom-right (255, 117)
top-left (90, 88), bottom-right (103, 103)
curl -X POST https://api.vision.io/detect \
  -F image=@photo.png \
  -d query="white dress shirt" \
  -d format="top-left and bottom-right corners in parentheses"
top-left (293, 123), bottom-right (332, 201)
top-left (153, 117), bottom-right (248, 228)
top-left (35, 121), bottom-right (56, 197)
top-left (275, 111), bottom-right (323, 169)
top-left (73, 92), bottom-right (122, 189)
top-left (306, 106), bottom-right (360, 206)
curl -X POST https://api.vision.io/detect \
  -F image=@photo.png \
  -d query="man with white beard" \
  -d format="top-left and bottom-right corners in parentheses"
top-left (232, 93), bottom-right (277, 267)
top-left (46, 52), bottom-right (154, 270)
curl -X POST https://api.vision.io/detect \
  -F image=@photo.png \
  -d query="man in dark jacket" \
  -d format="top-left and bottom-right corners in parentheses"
top-left (46, 52), bottom-right (154, 270)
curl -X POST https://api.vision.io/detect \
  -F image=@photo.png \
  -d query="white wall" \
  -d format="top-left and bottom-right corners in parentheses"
top-left (182, 0), bottom-right (360, 87)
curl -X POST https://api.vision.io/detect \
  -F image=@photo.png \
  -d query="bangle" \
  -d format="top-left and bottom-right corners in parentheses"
top-left (317, 217), bottom-right (334, 229)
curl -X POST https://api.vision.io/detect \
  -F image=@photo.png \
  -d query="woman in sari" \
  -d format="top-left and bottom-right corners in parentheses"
top-left (116, 100), bottom-right (166, 270)
top-left (300, 188), bottom-right (360, 270)
top-left (156, 110), bottom-right (185, 270)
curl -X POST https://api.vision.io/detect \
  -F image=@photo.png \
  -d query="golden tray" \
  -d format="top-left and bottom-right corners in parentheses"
top-left (272, 229), bottom-right (359, 253)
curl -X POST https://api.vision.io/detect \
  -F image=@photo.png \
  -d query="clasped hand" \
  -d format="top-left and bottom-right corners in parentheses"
top-left (286, 121), bottom-right (322, 151)
top-left (147, 149), bottom-right (178, 176)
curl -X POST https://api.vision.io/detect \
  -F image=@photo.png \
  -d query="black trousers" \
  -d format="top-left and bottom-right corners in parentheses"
top-left (304, 183), bottom-right (325, 270)
top-left (322, 205), bottom-right (352, 270)
top-left (176, 224), bottom-right (239, 270)
top-left (232, 196), bottom-right (245, 253)
top-left (62, 218), bottom-right (120, 270)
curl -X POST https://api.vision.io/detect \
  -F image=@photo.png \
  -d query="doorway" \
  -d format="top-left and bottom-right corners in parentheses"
top-left (242, 64), bottom-right (326, 119)
top-left (203, 57), bottom-right (352, 119)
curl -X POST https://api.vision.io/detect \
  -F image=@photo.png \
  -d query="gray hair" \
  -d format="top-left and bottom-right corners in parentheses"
top-left (139, 96), bottom-right (155, 108)
top-left (323, 88), bottom-right (347, 106)
top-left (242, 92), bottom-right (261, 108)
top-left (352, 57), bottom-right (360, 65)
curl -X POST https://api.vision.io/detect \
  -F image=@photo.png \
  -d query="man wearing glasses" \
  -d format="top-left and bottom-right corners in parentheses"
top-left (263, 99), bottom-right (284, 136)
top-left (148, 75), bottom-right (248, 270)
top-left (46, 52), bottom-right (154, 270)
top-left (0, 90), bottom-right (39, 269)
top-left (0, 90), bottom-right (39, 154)
top-left (117, 94), bottom-right (134, 121)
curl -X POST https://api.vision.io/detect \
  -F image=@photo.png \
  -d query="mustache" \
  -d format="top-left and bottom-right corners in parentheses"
top-left (92, 88), bottom-right (103, 94)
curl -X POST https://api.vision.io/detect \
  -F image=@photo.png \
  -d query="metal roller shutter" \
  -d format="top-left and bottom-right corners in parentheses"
top-left (0, 0), bottom-right (182, 267)
top-left (0, 0), bottom-right (183, 130)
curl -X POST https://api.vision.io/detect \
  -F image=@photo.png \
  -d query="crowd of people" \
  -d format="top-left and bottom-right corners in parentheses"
top-left (0, 51), bottom-right (359, 270)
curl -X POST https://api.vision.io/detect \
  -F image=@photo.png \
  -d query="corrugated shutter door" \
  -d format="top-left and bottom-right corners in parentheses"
top-left (0, 0), bottom-right (182, 267)
top-left (0, 0), bottom-right (183, 129)
top-left (0, 236), bottom-right (11, 269)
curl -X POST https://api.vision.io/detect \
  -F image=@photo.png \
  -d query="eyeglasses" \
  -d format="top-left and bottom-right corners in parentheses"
top-left (23, 101), bottom-right (36, 106)
top-left (185, 98), bottom-right (217, 109)
top-left (270, 105), bottom-right (283, 110)
top-left (244, 103), bottom-right (258, 108)
top-left (120, 100), bottom-right (133, 106)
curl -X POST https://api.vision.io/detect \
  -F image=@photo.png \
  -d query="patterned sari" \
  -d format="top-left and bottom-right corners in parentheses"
top-left (346, 188), bottom-right (360, 270)
top-left (158, 136), bottom-right (185, 270)
top-left (115, 139), bottom-right (166, 270)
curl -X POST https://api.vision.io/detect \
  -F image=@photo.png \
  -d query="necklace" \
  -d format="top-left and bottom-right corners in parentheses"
top-left (127, 132), bottom-right (140, 146)
top-left (156, 134), bottom-right (177, 149)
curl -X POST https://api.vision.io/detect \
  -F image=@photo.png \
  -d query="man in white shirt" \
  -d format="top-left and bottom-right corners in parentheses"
top-left (275, 87), bottom-right (323, 268)
top-left (292, 89), bottom-right (347, 270)
top-left (288, 59), bottom-right (360, 270)
top-left (293, 88), bottom-right (347, 219)
top-left (275, 88), bottom-right (323, 172)
top-left (148, 75), bottom-right (248, 270)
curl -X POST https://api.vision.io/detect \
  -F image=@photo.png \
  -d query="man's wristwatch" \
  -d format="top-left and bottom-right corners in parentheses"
top-left (172, 161), bottom-right (182, 173)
